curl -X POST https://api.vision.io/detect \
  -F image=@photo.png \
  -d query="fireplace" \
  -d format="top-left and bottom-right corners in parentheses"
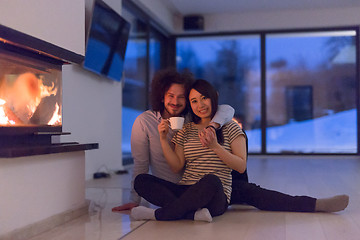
top-left (0, 50), bottom-right (62, 126)
top-left (0, 24), bottom-right (98, 157)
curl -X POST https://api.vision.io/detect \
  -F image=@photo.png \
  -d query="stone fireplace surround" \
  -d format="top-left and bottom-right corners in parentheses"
top-left (0, 24), bottom-right (98, 239)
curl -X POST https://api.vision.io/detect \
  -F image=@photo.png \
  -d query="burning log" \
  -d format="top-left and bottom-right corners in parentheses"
top-left (2, 104), bottom-right (23, 125)
top-left (30, 95), bottom-right (56, 125)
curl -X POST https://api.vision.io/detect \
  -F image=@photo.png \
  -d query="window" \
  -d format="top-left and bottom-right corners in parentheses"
top-left (177, 35), bottom-right (262, 152)
top-left (285, 86), bottom-right (313, 122)
top-left (149, 30), bottom-right (166, 80)
top-left (121, 9), bottom-right (147, 163)
top-left (176, 29), bottom-right (358, 154)
top-left (266, 31), bottom-right (357, 153)
top-left (121, 3), bottom-right (170, 164)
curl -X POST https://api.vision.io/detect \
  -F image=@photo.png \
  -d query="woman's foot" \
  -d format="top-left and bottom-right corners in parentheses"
top-left (194, 208), bottom-right (212, 222)
top-left (130, 206), bottom-right (156, 220)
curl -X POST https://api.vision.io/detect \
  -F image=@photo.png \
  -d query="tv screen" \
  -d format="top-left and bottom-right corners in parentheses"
top-left (83, 0), bottom-right (130, 82)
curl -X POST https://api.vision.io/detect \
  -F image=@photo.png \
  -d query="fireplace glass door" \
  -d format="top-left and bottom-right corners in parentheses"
top-left (0, 49), bottom-right (62, 126)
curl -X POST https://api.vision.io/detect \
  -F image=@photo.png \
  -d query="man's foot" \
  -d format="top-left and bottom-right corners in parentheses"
top-left (315, 195), bottom-right (349, 212)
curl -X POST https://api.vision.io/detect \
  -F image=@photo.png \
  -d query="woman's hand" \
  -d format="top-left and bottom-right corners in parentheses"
top-left (201, 126), bottom-right (247, 173)
top-left (158, 119), bottom-right (170, 140)
top-left (199, 127), bottom-right (218, 149)
top-left (158, 118), bottom-right (186, 173)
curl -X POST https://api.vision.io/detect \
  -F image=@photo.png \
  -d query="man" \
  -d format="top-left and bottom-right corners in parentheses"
top-left (113, 68), bottom-right (349, 213)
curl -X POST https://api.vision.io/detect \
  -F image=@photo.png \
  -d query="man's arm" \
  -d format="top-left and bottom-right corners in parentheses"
top-left (158, 119), bottom-right (185, 173)
top-left (198, 104), bottom-right (234, 148)
top-left (210, 104), bottom-right (235, 129)
top-left (112, 114), bottom-right (150, 211)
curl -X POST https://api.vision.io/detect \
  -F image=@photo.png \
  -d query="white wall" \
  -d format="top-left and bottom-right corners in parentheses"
top-left (133, 3), bottom-right (360, 33)
top-left (0, 0), bottom-right (85, 55)
top-left (62, 64), bottom-right (123, 180)
top-left (0, 0), bottom-right (125, 180)
top-left (0, 152), bottom-right (86, 235)
top-left (73, 0), bottom-right (124, 179)
top-left (203, 7), bottom-right (360, 32)
top-left (131, 0), bottom-right (181, 32)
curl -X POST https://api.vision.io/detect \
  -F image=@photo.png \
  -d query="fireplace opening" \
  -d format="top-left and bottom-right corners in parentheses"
top-left (0, 45), bottom-right (66, 149)
top-left (0, 49), bottom-right (62, 127)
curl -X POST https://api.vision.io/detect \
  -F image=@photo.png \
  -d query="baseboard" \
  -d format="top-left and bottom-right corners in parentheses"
top-left (0, 201), bottom-right (89, 240)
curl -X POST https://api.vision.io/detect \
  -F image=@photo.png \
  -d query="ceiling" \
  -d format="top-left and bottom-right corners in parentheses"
top-left (161, 0), bottom-right (360, 16)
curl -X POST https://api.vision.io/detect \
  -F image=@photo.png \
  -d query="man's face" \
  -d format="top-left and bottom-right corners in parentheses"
top-left (163, 83), bottom-right (186, 118)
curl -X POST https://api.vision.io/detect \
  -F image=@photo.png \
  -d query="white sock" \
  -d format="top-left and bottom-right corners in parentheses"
top-left (315, 195), bottom-right (349, 212)
top-left (194, 208), bottom-right (212, 222)
top-left (130, 206), bottom-right (156, 220)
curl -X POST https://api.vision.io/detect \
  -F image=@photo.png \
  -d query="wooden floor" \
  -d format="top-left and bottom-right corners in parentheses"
top-left (30, 156), bottom-right (360, 240)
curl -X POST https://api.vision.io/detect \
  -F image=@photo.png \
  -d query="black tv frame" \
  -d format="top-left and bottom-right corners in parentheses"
top-left (83, 0), bottom-right (131, 82)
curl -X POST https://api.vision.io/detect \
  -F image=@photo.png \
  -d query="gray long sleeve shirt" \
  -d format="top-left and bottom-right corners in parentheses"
top-left (130, 105), bottom-right (235, 204)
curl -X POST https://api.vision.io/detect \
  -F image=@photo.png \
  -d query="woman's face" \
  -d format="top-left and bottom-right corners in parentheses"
top-left (189, 88), bottom-right (212, 119)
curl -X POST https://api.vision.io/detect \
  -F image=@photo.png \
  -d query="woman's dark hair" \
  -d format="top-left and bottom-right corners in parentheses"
top-left (189, 79), bottom-right (224, 144)
top-left (150, 68), bottom-right (194, 115)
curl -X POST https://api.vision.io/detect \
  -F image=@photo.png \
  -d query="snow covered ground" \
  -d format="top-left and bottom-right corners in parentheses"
top-left (122, 108), bottom-right (357, 154)
top-left (247, 109), bottom-right (356, 153)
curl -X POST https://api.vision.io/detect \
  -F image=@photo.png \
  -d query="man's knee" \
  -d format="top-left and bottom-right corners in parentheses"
top-left (134, 173), bottom-right (151, 193)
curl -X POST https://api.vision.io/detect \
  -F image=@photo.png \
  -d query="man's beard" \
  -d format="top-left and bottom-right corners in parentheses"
top-left (164, 104), bottom-right (183, 117)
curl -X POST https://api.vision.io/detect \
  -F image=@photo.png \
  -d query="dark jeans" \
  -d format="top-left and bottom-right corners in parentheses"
top-left (134, 173), bottom-right (228, 221)
top-left (230, 170), bottom-right (316, 212)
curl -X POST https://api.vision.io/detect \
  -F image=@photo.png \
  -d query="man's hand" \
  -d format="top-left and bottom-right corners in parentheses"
top-left (112, 202), bottom-right (139, 212)
top-left (208, 122), bottom-right (220, 129)
top-left (158, 119), bottom-right (170, 140)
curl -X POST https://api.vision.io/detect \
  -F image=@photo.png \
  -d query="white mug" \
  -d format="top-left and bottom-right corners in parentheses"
top-left (169, 117), bottom-right (185, 130)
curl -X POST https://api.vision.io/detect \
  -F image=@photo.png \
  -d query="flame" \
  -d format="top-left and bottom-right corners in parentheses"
top-left (40, 82), bottom-right (57, 98)
top-left (0, 72), bottom-right (61, 126)
top-left (0, 99), bottom-right (15, 125)
top-left (48, 103), bottom-right (61, 125)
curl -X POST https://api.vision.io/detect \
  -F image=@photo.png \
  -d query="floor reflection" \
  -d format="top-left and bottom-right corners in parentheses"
top-left (29, 169), bottom-right (145, 240)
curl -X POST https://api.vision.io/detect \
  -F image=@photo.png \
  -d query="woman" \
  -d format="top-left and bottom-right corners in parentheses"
top-left (130, 79), bottom-right (246, 222)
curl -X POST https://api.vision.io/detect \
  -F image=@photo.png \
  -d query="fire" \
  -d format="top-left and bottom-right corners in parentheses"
top-left (0, 99), bottom-right (15, 125)
top-left (48, 103), bottom-right (61, 125)
top-left (40, 81), bottom-right (58, 98)
top-left (0, 72), bottom-right (61, 126)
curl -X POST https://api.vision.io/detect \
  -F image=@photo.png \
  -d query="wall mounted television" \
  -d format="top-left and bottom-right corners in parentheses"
top-left (83, 0), bottom-right (130, 82)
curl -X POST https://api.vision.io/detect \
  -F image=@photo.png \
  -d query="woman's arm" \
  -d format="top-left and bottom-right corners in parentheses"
top-left (158, 119), bottom-right (186, 173)
top-left (200, 128), bottom-right (247, 173)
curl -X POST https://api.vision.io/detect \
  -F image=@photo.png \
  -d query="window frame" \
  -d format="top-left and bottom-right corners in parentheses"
top-left (174, 26), bottom-right (360, 155)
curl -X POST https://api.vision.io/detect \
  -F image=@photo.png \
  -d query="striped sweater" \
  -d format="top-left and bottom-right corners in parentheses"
top-left (172, 120), bottom-right (244, 202)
